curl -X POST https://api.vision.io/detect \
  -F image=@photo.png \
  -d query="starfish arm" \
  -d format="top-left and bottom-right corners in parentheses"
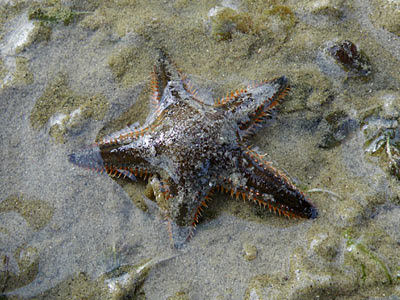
top-left (69, 135), bottom-right (159, 181)
top-left (153, 50), bottom-right (200, 99)
top-left (151, 52), bottom-right (174, 109)
top-left (219, 147), bottom-right (317, 219)
top-left (147, 50), bottom-right (202, 116)
top-left (158, 180), bottom-right (214, 248)
top-left (97, 110), bottom-right (167, 147)
top-left (238, 81), bottom-right (290, 139)
top-left (215, 77), bottom-right (290, 139)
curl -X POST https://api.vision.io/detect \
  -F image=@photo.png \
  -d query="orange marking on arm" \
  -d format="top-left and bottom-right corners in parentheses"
top-left (241, 192), bottom-right (246, 201)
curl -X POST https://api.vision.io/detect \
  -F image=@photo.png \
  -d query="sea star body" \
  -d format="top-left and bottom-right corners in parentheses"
top-left (69, 52), bottom-right (317, 248)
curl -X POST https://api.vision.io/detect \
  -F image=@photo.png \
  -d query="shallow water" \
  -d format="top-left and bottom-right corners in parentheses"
top-left (0, 0), bottom-right (399, 299)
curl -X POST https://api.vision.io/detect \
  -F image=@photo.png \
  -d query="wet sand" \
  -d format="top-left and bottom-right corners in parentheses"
top-left (0, 0), bottom-right (399, 299)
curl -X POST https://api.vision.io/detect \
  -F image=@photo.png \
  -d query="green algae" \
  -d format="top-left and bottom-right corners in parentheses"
top-left (210, 5), bottom-right (296, 43)
top-left (30, 74), bottom-right (109, 143)
top-left (28, 1), bottom-right (76, 26)
top-left (0, 194), bottom-right (54, 231)
top-left (210, 8), bottom-right (252, 41)
top-left (259, 5), bottom-right (296, 32)
top-left (343, 229), bottom-right (397, 286)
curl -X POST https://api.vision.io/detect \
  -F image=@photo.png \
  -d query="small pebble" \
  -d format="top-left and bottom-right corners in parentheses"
top-left (243, 242), bottom-right (257, 261)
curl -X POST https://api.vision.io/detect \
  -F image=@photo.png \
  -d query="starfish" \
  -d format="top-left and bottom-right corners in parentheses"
top-left (69, 52), bottom-right (317, 248)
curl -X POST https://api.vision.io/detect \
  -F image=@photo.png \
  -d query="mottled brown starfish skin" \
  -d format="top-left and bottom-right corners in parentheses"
top-left (69, 52), bottom-right (317, 248)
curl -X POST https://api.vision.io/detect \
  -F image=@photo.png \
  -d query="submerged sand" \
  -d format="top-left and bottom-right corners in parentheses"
top-left (0, 0), bottom-right (399, 299)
